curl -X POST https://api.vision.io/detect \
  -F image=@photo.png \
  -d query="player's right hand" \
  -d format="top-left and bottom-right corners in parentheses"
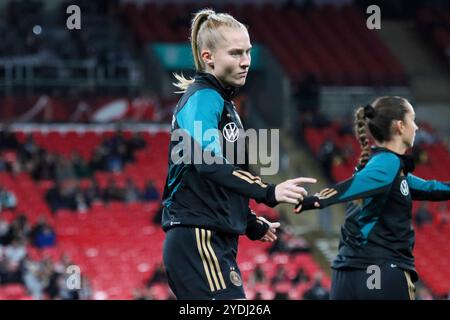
top-left (274, 177), bottom-right (317, 205)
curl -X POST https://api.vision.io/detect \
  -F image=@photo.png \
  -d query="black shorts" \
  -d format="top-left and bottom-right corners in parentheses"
top-left (163, 226), bottom-right (246, 300)
top-left (330, 263), bottom-right (416, 300)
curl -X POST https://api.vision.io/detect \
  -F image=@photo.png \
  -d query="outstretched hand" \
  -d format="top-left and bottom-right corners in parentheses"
top-left (275, 177), bottom-right (317, 205)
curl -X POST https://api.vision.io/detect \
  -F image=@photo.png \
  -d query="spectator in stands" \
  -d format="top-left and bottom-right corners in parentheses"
top-left (436, 203), bottom-right (450, 226)
top-left (317, 136), bottom-right (338, 181)
top-left (269, 227), bottom-right (309, 255)
top-left (129, 132), bottom-right (147, 150)
top-left (253, 291), bottom-right (263, 300)
top-left (84, 178), bottom-right (102, 204)
top-left (268, 229), bottom-right (289, 255)
top-left (415, 285), bottom-right (434, 300)
top-left (45, 181), bottom-right (64, 214)
top-left (30, 216), bottom-right (56, 248)
top-left (412, 143), bottom-right (429, 165)
top-left (71, 152), bottom-right (92, 179)
top-left (124, 178), bottom-right (140, 203)
top-left (55, 155), bottom-right (76, 182)
top-left (292, 266), bottom-right (310, 285)
top-left (248, 263), bottom-right (266, 286)
top-left (415, 128), bottom-right (437, 145)
top-left (89, 148), bottom-right (106, 172)
top-left (126, 132), bottom-right (147, 156)
top-left (0, 186), bottom-right (18, 212)
top-left (414, 203), bottom-right (433, 228)
top-left (6, 214), bottom-right (31, 243)
top-left (79, 275), bottom-right (93, 300)
top-left (271, 265), bottom-right (289, 285)
top-left (0, 127), bottom-right (20, 151)
top-left (31, 151), bottom-right (56, 181)
top-left (142, 180), bottom-right (159, 202)
top-left (0, 155), bottom-right (6, 172)
top-left (4, 237), bottom-right (27, 283)
top-left (22, 257), bottom-right (44, 300)
top-left (303, 272), bottom-right (329, 300)
top-left (0, 214), bottom-right (10, 245)
top-left (18, 134), bottom-right (39, 162)
top-left (103, 177), bottom-right (123, 203)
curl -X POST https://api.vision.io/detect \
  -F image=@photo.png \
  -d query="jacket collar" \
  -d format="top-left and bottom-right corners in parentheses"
top-left (371, 146), bottom-right (415, 174)
top-left (194, 72), bottom-right (237, 100)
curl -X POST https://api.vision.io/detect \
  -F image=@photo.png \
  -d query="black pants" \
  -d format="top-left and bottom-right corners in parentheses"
top-left (163, 226), bottom-right (246, 300)
top-left (331, 264), bottom-right (416, 300)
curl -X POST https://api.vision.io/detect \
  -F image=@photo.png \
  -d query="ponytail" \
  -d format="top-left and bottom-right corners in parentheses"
top-left (354, 106), bottom-right (371, 168)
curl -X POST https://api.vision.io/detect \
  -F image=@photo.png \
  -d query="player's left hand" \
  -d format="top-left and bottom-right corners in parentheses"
top-left (258, 216), bottom-right (280, 242)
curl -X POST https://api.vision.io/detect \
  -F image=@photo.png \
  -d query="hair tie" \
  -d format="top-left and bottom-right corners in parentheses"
top-left (364, 104), bottom-right (375, 119)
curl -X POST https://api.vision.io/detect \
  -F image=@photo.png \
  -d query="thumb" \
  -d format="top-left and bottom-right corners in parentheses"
top-left (270, 222), bottom-right (281, 229)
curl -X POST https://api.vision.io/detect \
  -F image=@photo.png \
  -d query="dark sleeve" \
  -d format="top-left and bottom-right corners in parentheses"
top-left (245, 209), bottom-right (270, 241)
top-left (175, 88), bottom-right (277, 207)
top-left (298, 152), bottom-right (401, 211)
top-left (406, 174), bottom-right (450, 201)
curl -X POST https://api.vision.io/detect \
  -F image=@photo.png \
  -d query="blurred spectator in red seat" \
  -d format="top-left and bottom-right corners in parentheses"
top-left (30, 216), bottom-right (56, 249)
top-left (248, 263), bottom-right (266, 287)
top-left (318, 136), bottom-right (339, 181)
top-left (253, 291), bottom-right (263, 300)
top-left (271, 265), bottom-right (289, 285)
top-left (416, 284), bottom-right (434, 300)
top-left (71, 152), bottom-right (92, 179)
top-left (18, 134), bottom-right (39, 162)
top-left (6, 214), bottom-right (31, 243)
top-left (414, 203), bottom-right (433, 228)
top-left (436, 203), bottom-right (450, 226)
top-left (412, 143), bottom-right (429, 165)
top-left (0, 155), bottom-right (6, 172)
top-left (292, 266), bottom-right (310, 285)
top-left (142, 180), bottom-right (160, 202)
top-left (303, 272), bottom-right (329, 300)
top-left (84, 178), bottom-right (102, 204)
top-left (124, 178), bottom-right (140, 204)
top-left (126, 132), bottom-right (147, 152)
top-left (75, 187), bottom-right (89, 213)
top-left (103, 177), bottom-right (124, 203)
top-left (0, 126), bottom-right (20, 151)
top-left (23, 257), bottom-right (44, 300)
top-left (55, 155), bottom-right (76, 182)
top-left (0, 213), bottom-right (10, 245)
top-left (89, 149), bottom-right (106, 171)
top-left (45, 181), bottom-right (64, 213)
top-left (3, 237), bottom-right (27, 283)
top-left (31, 151), bottom-right (56, 181)
top-left (79, 275), bottom-right (93, 300)
top-left (269, 227), bottom-right (309, 255)
top-left (0, 186), bottom-right (18, 212)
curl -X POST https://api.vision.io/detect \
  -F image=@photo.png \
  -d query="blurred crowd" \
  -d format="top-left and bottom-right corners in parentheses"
top-left (0, 212), bottom-right (91, 299)
top-left (1, 128), bottom-right (160, 214)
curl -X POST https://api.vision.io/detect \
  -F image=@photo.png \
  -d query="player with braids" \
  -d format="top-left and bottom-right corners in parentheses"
top-left (295, 96), bottom-right (450, 299)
